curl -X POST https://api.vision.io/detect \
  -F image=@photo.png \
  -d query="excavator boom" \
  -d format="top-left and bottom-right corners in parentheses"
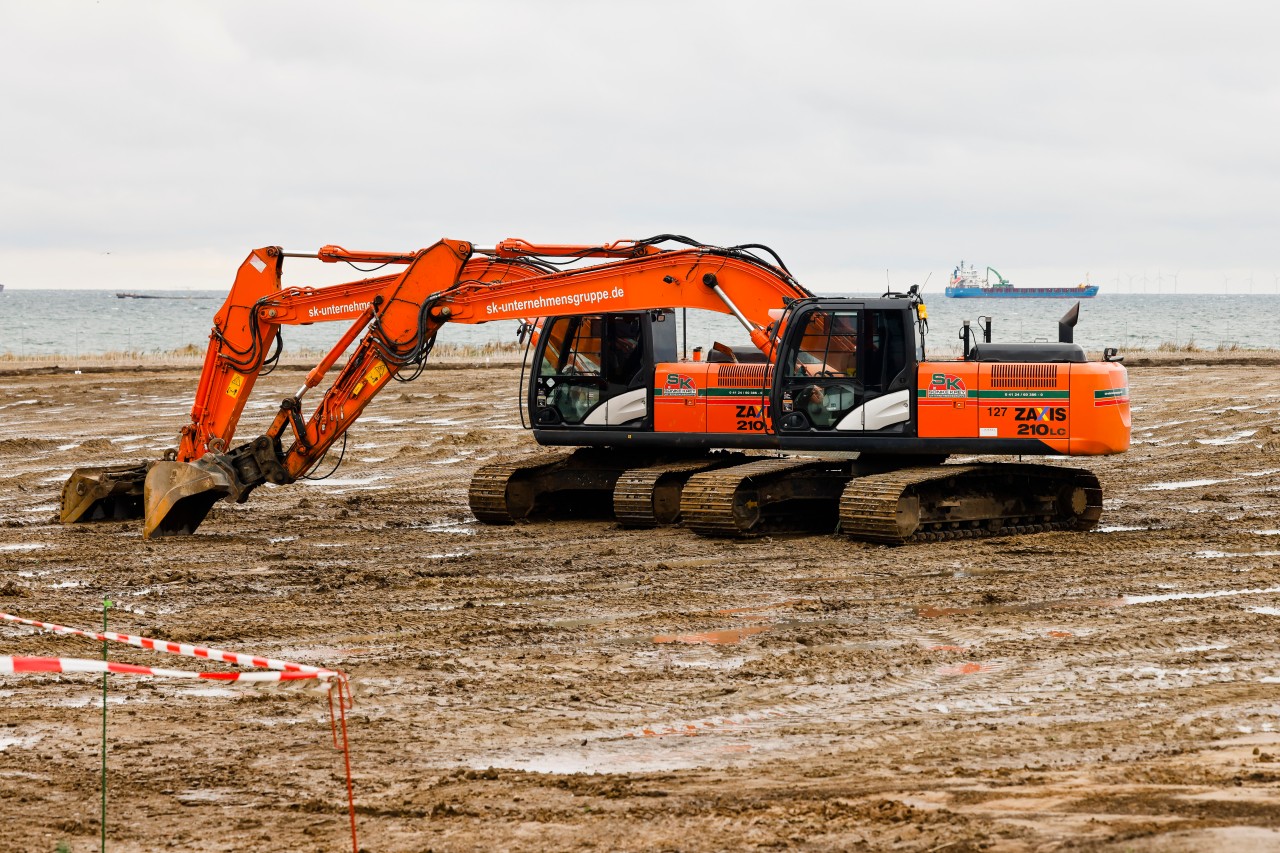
top-left (61, 234), bottom-right (1128, 544)
top-left (62, 236), bottom-right (810, 538)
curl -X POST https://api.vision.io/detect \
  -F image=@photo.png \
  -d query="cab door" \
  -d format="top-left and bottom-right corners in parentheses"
top-left (529, 313), bottom-right (655, 428)
top-left (771, 302), bottom-right (864, 433)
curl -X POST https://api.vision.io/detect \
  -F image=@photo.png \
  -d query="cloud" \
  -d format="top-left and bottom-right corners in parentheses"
top-left (2, 0), bottom-right (1278, 290)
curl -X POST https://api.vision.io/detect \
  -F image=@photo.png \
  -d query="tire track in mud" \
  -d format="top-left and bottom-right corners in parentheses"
top-left (8, 362), bottom-right (1280, 850)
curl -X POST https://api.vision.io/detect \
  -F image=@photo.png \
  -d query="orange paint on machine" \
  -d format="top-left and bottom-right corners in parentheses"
top-left (58, 233), bottom-right (1131, 544)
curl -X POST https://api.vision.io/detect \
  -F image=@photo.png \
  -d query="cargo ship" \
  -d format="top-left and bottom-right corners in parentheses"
top-left (945, 261), bottom-right (1099, 298)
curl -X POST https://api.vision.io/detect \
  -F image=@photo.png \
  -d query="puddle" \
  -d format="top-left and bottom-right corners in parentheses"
top-left (653, 625), bottom-right (772, 645)
top-left (917, 597), bottom-right (1124, 618)
top-left (1195, 431), bottom-right (1259, 446)
top-left (0, 734), bottom-right (42, 751)
top-left (1195, 550), bottom-right (1280, 559)
top-left (1123, 585), bottom-right (1280, 605)
top-left (715, 599), bottom-right (802, 616)
top-left (1251, 530), bottom-right (1280, 536)
top-left (1141, 478), bottom-right (1235, 491)
top-left (415, 521), bottom-right (477, 535)
top-left (300, 475), bottom-right (387, 488)
top-left (919, 586), bottom-right (1280, 617)
top-left (1249, 606), bottom-right (1280, 616)
top-left (0, 543), bottom-right (47, 552)
top-left (180, 687), bottom-right (239, 699)
top-left (1095, 525), bottom-right (1150, 533)
top-left (548, 615), bottom-right (623, 628)
top-left (937, 662), bottom-right (993, 676)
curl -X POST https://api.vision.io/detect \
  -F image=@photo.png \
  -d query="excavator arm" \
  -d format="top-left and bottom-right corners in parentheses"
top-left (61, 236), bottom-right (810, 538)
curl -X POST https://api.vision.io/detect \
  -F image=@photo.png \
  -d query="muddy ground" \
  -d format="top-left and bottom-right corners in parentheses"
top-left (1, 357), bottom-right (1279, 852)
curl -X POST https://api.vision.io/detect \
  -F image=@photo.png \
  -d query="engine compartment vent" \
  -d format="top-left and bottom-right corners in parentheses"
top-left (989, 364), bottom-right (1059, 389)
top-left (714, 365), bottom-right (771, 387)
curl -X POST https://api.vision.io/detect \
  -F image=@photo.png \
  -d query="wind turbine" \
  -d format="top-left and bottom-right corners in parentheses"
top-left (1246, 271), bottom-right (1254, 294)
top-left (1156, 269), bottom-right (1164, 293)
top-left (1171, 271), bottom-right (1179, 294)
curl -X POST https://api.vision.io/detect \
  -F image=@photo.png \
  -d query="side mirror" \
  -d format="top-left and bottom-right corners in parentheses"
top-left (1103, 347), bottom-right (1124, 363)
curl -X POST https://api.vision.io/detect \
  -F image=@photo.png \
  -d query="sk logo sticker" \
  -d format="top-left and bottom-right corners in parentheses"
top-left (925, 373), bottom-right (967, 399)
top-left (663, 373), bottom-right (697, 396)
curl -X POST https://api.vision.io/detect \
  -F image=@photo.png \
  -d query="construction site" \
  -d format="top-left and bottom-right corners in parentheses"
top-left (2, 237), bottom-right (1280, 851)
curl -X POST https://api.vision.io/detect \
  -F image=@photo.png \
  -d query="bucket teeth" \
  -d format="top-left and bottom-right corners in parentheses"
top-left (60, 464), bottom-right (149, 524)
top-left (142, 459), bottom-right (234, 539)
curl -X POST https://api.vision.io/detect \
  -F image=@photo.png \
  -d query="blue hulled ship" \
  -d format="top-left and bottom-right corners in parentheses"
top-left (946, 261), bottom-right (1099, 298)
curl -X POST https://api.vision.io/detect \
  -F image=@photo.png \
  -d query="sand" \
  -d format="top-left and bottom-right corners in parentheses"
top-left (1, 356), bottom-right (1279, 852)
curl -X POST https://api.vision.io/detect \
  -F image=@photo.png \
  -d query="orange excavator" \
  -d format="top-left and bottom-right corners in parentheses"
top-left (60, 236), bottom-right (1130, 542)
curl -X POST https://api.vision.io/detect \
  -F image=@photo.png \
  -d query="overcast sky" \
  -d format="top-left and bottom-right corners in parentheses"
top-left (2, 1), bottom-right (1278, 293)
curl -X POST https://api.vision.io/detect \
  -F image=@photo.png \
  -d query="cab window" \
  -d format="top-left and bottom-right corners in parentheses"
top-left (780, 309), bottom-right (859, 430)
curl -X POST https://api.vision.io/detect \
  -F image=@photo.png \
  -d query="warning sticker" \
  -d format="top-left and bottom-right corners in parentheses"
top-left (226, 373), bottom-right (244, 398)
top-left (364, 361), bottom-right (389, 388)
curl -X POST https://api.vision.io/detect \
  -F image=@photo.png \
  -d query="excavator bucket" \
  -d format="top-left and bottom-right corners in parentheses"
top-left (142, 459), bottom-right (234, 539)
top-left (61, 464), bottom-right (148, 524)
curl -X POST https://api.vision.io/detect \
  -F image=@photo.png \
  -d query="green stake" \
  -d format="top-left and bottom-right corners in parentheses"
top-left (101, 599), bottom-right (111, 853)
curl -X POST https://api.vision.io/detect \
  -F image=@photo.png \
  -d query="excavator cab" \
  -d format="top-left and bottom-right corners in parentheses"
top-left (530, 310), bottom-right (676, 429)
top-left (772, 299), bottom-right (915, 434)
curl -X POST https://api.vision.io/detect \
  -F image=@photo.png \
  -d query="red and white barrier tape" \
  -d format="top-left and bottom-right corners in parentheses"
top-left (1, 610), bottom-right (359, 852)
top-left (0, 655), bottom-right (329, 682)
top-left (0, 611), bottom-right (344, 685)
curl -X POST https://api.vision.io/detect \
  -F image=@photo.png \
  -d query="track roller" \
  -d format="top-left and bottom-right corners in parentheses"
top-left (680, 457), bottom-right (854, 537)
top-left (613, 453), bottom-right (748, 527)
top-left (469, 448), bottom-right (667, 524)
top-left (838, 463), bottom-right (1103, 545)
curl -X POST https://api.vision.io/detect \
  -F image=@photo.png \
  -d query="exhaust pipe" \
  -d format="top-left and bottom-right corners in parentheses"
top-left (1059, 301), bottom-right (1081, 344)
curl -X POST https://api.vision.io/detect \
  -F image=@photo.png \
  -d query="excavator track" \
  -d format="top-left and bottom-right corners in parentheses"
top-left (469, 448), bottom-right (671, 524)
top-left (612, 454), bottom-right (749, 527)
top-left (468, 451), bottom-right (575, 524)
top-left (680, 457), bottom-right (854, 538)
top-left (838, 463), bottom-right (1103, 545)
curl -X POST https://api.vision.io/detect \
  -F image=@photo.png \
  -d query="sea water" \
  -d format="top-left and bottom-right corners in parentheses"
top-left (0, 289), bottom-right (1276, 359)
